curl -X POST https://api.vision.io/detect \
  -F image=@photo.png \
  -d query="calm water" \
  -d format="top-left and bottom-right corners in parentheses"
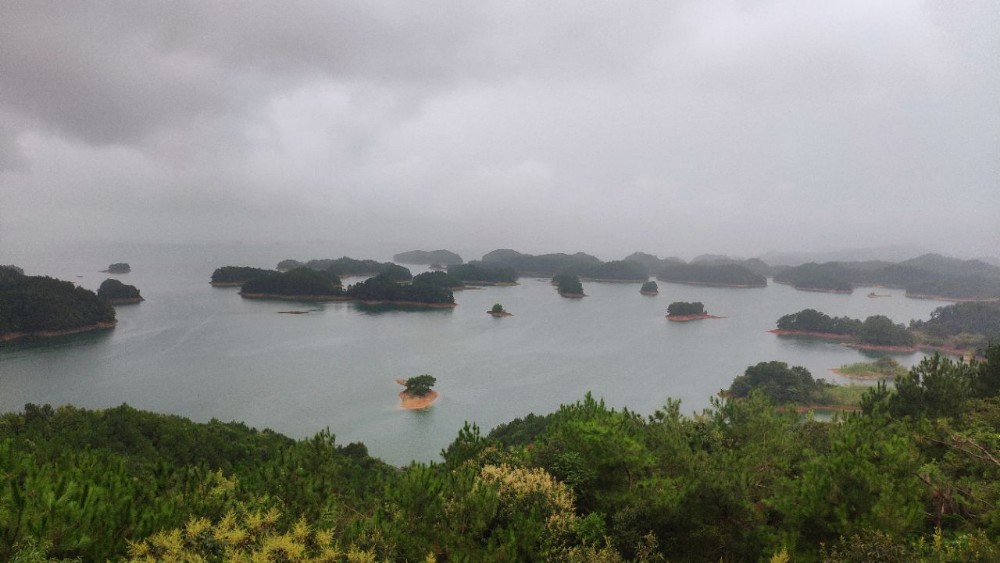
top-left (0, 242), bottom-right (944, 465)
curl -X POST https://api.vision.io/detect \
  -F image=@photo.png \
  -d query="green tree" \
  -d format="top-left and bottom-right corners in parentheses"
top-left (404, 375), bottom-right (437, 397)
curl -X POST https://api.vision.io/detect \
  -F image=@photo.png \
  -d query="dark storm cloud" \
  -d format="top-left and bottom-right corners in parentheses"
top-left (1, 1), bottom-right (997, 258)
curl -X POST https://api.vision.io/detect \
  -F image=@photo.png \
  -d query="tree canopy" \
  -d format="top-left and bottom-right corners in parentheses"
top-left (0, 272), bottom-right (115, 336)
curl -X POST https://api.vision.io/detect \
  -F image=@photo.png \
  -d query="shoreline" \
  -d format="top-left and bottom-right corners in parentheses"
top-left (559, 292), bottom-right (586, 298)
top-left (842, 342), bottom-right (918, 353)
top-left (580, 277), bottom-right (647, 283)
top-left (768, 329), bottom-right (854, 340)
top-left (107, 297), bottom-right (144, 305)
top-left (793, 286), bottom-right (852, 295)
top-left (395, 379), bottom-right (439, 409)
top-left (488, 310), bottom-right (513, 317)
top-left (1, 321), bottom-right (117, 343)
top-left (639, 290), bottom-right (659, 296)
top-left (905, 293), bottom-right (1000, 303)
top-left (210, 281), bottom-right (246, 287)
top-left (667, 314), bottom-right (724, 322)
top-left (462, 281), bottom-right (519, 287)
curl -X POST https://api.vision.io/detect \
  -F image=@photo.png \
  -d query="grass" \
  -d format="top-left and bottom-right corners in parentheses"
top-left (835, 357), bottom-right (908, 380)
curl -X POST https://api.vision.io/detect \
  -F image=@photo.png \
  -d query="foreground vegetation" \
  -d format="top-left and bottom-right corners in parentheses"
top-left (4, 345), bottom-right (999, 561)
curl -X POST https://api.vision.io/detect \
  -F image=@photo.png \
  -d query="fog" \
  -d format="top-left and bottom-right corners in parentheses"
top-left (1, 1), bottom-right (997, 261)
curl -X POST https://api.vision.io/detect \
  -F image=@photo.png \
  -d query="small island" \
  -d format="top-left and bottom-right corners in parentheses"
top-left (728, 360), bottom-right (864, 412)
top-left (396, 374), bottom-right (439, 409)
top-left (639, 280), bottom-right (658, 295)
top-left (488, 303), bottom-right (512, 317)
top-left (666, 301), bottom-right (722, 321)
top-left (239, 268), bottom-right (456, 308)
top-left (97, 278), bottom-right (143, 305)
top-left (831, 357), bottom-right (908, 380)
top-left (770, 309), bottom-right (917, 352)
top-left (103, 262), bottom-right (131, 274)
top-left (211, 266), bottom-right (278, 287)
top-left (552, 273), bottom-right (585, 298)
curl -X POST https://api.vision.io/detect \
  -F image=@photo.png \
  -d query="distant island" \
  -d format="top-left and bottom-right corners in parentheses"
top-left (553, 273), bottom-right (585, 298)
top-left (102, 262), bottom-right (131, 274)
top-left (657, 262), bottom-right (767, 288)
top-left (275, 257), bottom-right (412, 281)
top-left (239, 268), bottom-right (455, 308)
top-left (393, 249), bottom-right (463, 266)
top-left (488, 303), bottom-right (512, 317)
top-left (210, 266), bottom-right (278, 287)
top-left (640, 280), bottom-right (658, 295)
top-left (396, 375), bottom-right (439, 409)
top-left (447, 263), bottom-right (519, 285)
top-left (1, 267), bottom-right (116, 341)
top-left (97, 279), bottom-right (143, 305)
top-left (666, 301), bottom-right (722, 321)
top-left (773, 254), bottom-right (1000, 301)
top-left (771, 303), bottom-right (1000, 357)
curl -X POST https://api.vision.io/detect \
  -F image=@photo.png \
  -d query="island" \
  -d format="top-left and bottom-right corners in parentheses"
top-left (103, 262), bottom-right (131, 274)
top-left (773, 254), bottom-right (1000, 300)
top-left (639, 280), bottom-right (658, 295)
top-left (211, 266), bottom-right (278, 287)
top-left (579, 260), bottom-right (649, 282)
top-left (277, 257), bottom-right (412, 281)
top-left (666, 301), bottom-right (722, 321)
top-left (396, 374), bottom-right (438, 409)
top-left (97, 278), bottom-right (143, 305)
top-left (831, 357), bottom-right (908, 380)
top-left (239, 268), bottom-right (456, 308)
top-left (488, 303), bottom-right (512, 317)
top-left (1, 268), bottom-right (116, 341)
top-left (656, 262), bottom-right (767, 288)
top-left (768, 307), bottom-right (994, 356)
top-left (727, 360), bottom-right (864, 413)
top-left (393, 249), bottom-right (463, 266)
top-left (412, 270), bottom-right (466, 289)
top-left (552, 273), bottom-right (585, 298)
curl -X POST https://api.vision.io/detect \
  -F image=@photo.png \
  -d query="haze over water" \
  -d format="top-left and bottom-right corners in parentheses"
top-left (0, 241), bottom-right (945, 465)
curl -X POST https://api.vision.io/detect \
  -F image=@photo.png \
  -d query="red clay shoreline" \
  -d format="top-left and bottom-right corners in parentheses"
top-left (640, 290), bottom-right (659, 296)
top-left (771, 330), bottom-right (969, 358)
top-left (1, 321), bottom-right (117, 342)
top-left (395, 379), bottom-right (439, 409)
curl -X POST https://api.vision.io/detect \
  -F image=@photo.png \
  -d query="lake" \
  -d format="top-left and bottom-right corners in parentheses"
top-left (0, 241), bottom-right (945, 465)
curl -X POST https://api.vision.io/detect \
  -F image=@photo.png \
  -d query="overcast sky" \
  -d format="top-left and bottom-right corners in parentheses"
top-left (1, 1), bottom-right (997, 260)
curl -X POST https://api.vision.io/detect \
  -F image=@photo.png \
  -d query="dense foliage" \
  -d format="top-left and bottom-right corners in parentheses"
top-left (773, 262), bottom-right (854, 292)
top-left (393, 249), bottom-right (463, 265)
top-left (5, 344), bottom-right (1000, 561)
top-left (447, 263), bottom-right (518, 284)
top-left (552, 273), bottom-right (584, 295)
top-left (728, 361), bottom-right (829, 403)
top-left (666, 301), bottom-right (705, 316)
top-left (210, 266), bottom-right (277, 285)
top-left (0, 272), bottom-right (115, 336)
top-left (858, 315), bottom-right (916, 346)
top-left (304, 257), bottom-right (412, 282)
top-left (97, 278), bottom-right (142, 302)
top-left (345, 274), bottom-right (455, 305)
top-left (657, 262), bottom-right (767, 287)
top-left (240, 268), bottom-right (342, 297)
top-left (412, 270), bottom-right (465, 289)
top-left (776, 308), bottom-right (862, 335)
top-left (275, 259), bottom-right (304, 271)
top-left (640, 280), bottom-right (658, 293)
top-left (403, 374), bottom-right (437, 396)
top-left (105, 263), bottom-right (131, 273)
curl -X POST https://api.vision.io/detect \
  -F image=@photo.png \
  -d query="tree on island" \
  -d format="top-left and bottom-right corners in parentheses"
top-left (667, 302), bottom-right (706, 316)
top-left (403, 374), bottom-right (437, 397)
top-left (857, 315), bottom-right (915, 347)
top-left (492, 303), bottom-right (505, 314)
top-left (552, 273), bottom-right (584, 295)
top-left (640, 281), bottom-right (658, 294)
top-left (105, 263), bottom-right (131, 274)
top-left (728, 361), bottom-right (827, 404)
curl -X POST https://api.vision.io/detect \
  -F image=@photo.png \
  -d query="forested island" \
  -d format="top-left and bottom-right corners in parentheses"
top-left (4, 345), bottom-right (1000, 561)
top-left (393, 249), bottom-right (463, 265)
top-left (239, 268), bottom-right (455, 307)
top-left (210, 266), bottom-right (278, 286)
top-left (97, 278), bottom-right (143, 304)
top-left (396, 374), bottom-right (439, 409)
top-left (666, 301), bottom-right (722, 321)
top-left (774, 254), bottom-right (1000, 300)
top-left (640, 280), bottom-right (658, 295)
top-left (447, 263), bottom-right (519, 285)
top-left (102, 262), bottom-right (131, 274)
top-left (552, 272), bottom-right (585, 297)
top-left (275, 257), bottom-right (412, 281)
top-left (0, 267), bottom-right (116, 341)
top-left (773, 302), bottom-right (1000, 356)
top-left (412, 270), bottom-right (466, 289)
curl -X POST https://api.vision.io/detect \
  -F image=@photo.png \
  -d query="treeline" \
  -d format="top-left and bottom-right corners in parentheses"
top-left (346, 273), bottom-right (454, 305)
top-left (776, 309), bottom-right (914, 346)
top-left (656, 262), bottom-right (767, 287)
top-left (0, 268), bottom-right (115, 337)
top-left (96, 279), bottom-right (143, 303)
top-left (276, 257), bottom-right (412, 281)
top-left (667, 301), bottom-right (706, 316)
top-left (241, 267), bottom-right (342, 296)
top-left (6, 345), bottom-right (1000, 560)
top-left (210, 266), bottom-right (277, 285)
top-left (239, 268), bottom-right (455, 305)
top-left (774, 254), bottom-right (1000, 300)
top-left (552, 273), bottom-right (584, 296)
top-left (778, 303), bottom-right (1000, 353)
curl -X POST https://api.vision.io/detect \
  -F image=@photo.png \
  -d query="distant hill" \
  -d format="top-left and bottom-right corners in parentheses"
top-left (480, 249), bottom-right (602, 276)
top-left (393, 249), bottom-right (464, 266)
top-left (657, 263), bottom-right (767, 288)
top-left (758, 244), bottom-right (930, 266)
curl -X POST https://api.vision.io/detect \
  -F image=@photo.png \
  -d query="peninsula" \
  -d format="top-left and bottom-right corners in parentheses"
top-left (239, 269), bottom-right (456, 308)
